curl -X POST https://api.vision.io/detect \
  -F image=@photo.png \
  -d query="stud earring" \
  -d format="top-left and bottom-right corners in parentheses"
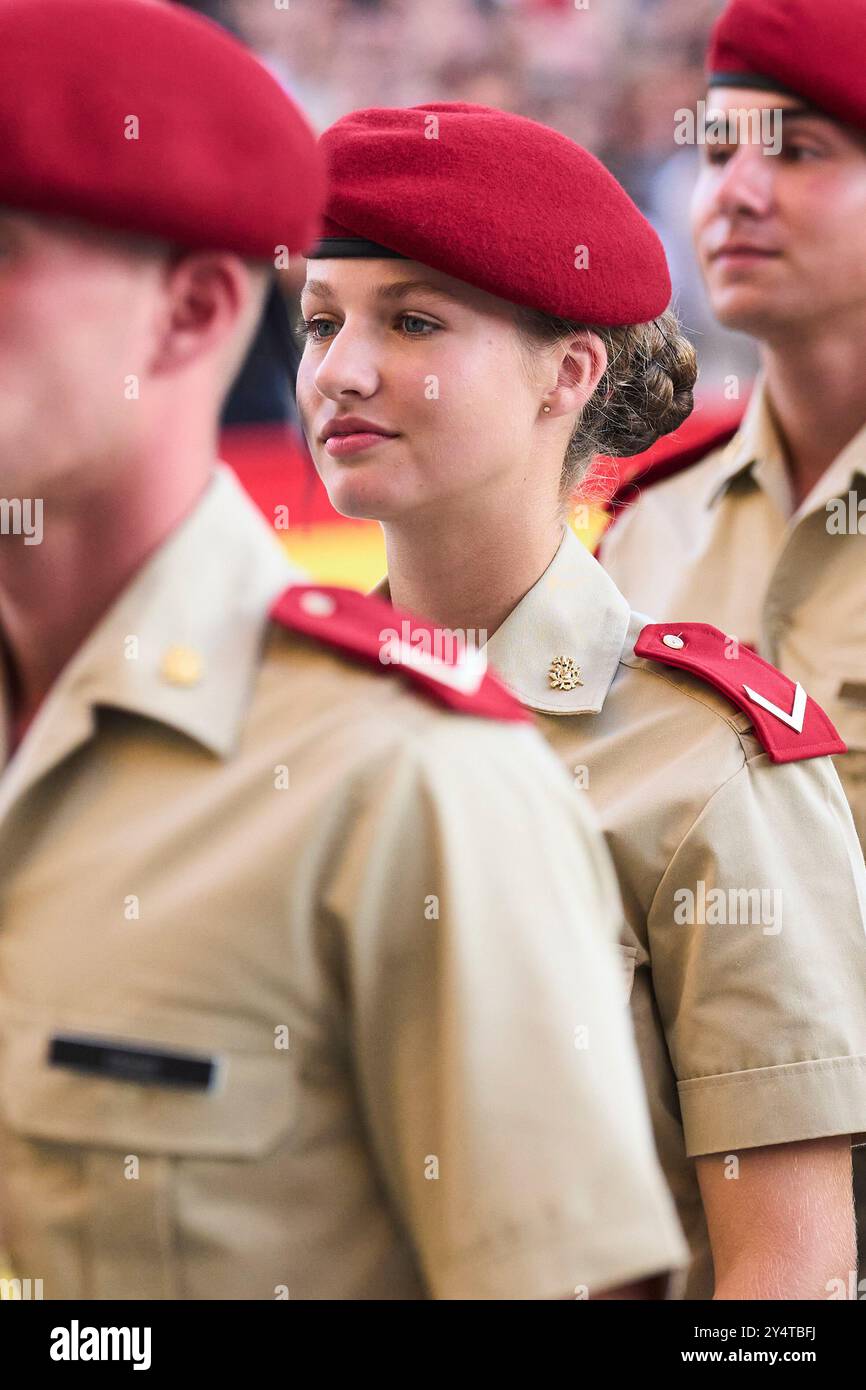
top-left (542, 404), bottom-right (551, 413)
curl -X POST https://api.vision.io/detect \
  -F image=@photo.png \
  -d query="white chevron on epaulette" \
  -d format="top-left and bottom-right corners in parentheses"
top-left (742, 680), bottom-right (807, 733)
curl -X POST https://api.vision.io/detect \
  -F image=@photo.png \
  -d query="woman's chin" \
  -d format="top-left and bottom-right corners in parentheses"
top-left (317, 459), bottom-right (408, 520)
top-left (324, 478), bottom-right (402, 523)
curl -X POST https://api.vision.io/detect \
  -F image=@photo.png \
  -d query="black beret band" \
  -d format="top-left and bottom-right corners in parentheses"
top-left (307, 236), bottom-right (408, 259)
top-left (707, 70), bottom-right (802, 98)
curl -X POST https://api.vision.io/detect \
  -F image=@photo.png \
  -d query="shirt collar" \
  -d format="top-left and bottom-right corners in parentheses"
top-left (2, 464), bottom-right (302, 774)
top-left (373, 525), bottom-right (631, 715)
top-left (796, 416), bottom-right (866, 519)
top-left (705, 377), bottom-right (791, 514)
top-left (706, 375), bottom-right (866, 520)
top-left (487, 527), bottom-right (631, 713)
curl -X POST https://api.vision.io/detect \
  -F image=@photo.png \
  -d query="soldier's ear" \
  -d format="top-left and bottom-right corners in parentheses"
top-left (149, 252), bottom-right (249, 378)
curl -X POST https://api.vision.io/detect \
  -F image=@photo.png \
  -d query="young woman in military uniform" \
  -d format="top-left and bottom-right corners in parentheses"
top-left (297, 101), bottom-right (866, 1300)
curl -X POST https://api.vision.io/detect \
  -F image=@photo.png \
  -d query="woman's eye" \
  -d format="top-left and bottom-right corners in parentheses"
top-left (296, 312), bottom-right (439, 341)
top-left (298, 317), bottom-right (338, 342)
top-left (399, 314), bottom-right (438, 336)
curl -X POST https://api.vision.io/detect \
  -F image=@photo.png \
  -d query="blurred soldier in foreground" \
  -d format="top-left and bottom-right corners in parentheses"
top-left (0, 0), bottom-right (686, 1299)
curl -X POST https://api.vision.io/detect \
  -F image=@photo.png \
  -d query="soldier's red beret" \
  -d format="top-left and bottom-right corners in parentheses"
top-left (309, 103), bottom-right (671, 326)
top-left (708, 0), bottom-right (866, 133)
top-left (0, 0), bottom-right (325, 259)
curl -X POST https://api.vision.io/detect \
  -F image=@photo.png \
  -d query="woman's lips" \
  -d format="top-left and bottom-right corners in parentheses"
top-left (324, 432), bottom-right (399, 457)
top-left (710, 246), bottom-right (781, 267)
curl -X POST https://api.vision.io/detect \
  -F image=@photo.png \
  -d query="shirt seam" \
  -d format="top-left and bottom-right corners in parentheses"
top-left (644, 752), bottom-right (749, 924)
top-left (678, 1053), bottom-right (866, 1092)
top-left (620, 651), bottom-right (754, 747)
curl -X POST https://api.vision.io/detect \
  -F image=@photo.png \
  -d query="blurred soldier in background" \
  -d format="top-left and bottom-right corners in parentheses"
top-left (601, 0), bottom-right (866, 1271)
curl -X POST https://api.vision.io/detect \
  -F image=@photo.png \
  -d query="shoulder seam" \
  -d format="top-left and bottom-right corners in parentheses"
top-left (620, 650), bottom-right (758, 758)
top-left (646, 758), bottom-right (754, 928)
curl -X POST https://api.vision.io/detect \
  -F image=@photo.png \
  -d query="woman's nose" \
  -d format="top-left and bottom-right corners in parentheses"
top-left (314, 324), bottom-right (380, 401)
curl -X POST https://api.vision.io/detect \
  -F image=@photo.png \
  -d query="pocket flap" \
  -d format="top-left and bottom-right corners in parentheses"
top-left (1, 1020), bottom-right (295, 1158)
top-left (835, 683), bottom-right (866, 751)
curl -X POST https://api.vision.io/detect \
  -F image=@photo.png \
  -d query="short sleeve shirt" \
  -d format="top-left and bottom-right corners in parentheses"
top-left (0, 465), bottom-right (687, 1300)
top-left (380, 525), bottom-right (866, 1299)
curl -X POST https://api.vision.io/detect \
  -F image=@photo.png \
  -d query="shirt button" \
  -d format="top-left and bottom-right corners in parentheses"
top-left (299, 591), bottom-right (337, 618)
top-left (662, 633), bottom-right (685, 650)
top-left (160, 645), bottom-right (203, 686)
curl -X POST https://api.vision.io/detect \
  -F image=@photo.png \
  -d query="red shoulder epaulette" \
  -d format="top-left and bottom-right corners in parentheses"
top-left (270, 584), bottom-right (532, 724)
top-left (593, 414), bottom-right (744, 555)
top-left (635, 622), bottom-right (846, 763)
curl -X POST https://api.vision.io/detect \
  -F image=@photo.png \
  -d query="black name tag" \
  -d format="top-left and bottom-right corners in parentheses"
top-left (48, 1034), bottom-right (216, 1090)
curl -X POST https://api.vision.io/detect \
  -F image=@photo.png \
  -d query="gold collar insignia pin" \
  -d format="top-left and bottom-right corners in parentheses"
top-left (548, 655), bottom-right (583, 691)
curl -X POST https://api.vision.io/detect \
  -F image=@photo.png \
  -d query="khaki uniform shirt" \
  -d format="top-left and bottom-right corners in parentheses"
top-left (601, 379), bottom-right (866, 849)
top-left (378, 526), bottom-right (866, 1298)
top-left (0, 464), bottom-right (687, 1301)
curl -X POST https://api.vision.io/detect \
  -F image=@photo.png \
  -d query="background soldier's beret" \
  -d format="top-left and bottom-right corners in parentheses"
top-left (0, 0), bottom-right (325, 258)
top-left (309, 103), bottom-right (671, 327)
top-left (708, 0), bottom-right (866, 133)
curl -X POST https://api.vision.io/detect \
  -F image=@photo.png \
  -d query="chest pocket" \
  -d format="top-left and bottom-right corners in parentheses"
top-left (0, 1016), bottom-right (297, 1299)
top-left (835, 682), bottom-right (866, 745)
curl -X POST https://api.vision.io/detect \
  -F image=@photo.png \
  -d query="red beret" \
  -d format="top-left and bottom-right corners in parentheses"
top-left (310, 104), bottom-right (671, 326)
top-left (708, 0), bottom-right (866, 132)
top-left (0, 0), bottom-right (325, 258)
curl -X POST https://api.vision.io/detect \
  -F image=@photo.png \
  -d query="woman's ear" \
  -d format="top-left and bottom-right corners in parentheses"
top-left (542, 331), bottom-right (607, 419)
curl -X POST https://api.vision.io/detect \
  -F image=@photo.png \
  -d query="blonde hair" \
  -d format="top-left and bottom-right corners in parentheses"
top-left (514, 306), bottom-right (698, 496)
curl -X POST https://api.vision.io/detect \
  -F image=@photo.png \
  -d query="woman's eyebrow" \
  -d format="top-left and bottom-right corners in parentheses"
top-left (301, 279), bottom-right (333, 300)
top-left (374, 279), bottom-right (454, 304)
